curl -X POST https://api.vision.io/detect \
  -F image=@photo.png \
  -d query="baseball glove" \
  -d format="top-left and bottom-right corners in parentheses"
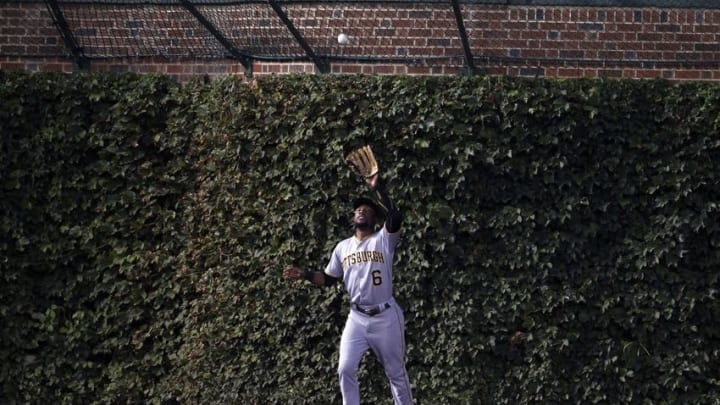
top-left (345, 145), bottom-right (379, 179)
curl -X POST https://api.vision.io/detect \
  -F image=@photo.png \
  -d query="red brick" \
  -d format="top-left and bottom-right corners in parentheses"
top-left (166, 64), bottom-right (184, 74)
top-left (695, 25), bottom-right (720, 34)
top-left (637, 51), bottom-right (663, 59)
top-left (674, 70), bottom-right (702, 80)
top-left (634, 69), bottom-right (663, 79)
top-left (599, 32), bottom-right (624, 41)
top-left (521, 30), bottom-right (546, 40)
top-left (657, 41), bottom-right (682, 52)
top-left (406, 65), bottom-right (432, 75)
top-left (545, 49), bottom-right (559, 58)
top-left (365, 64), bottom-right (387, 74)
top-left (521, 49), bottom-right (546, 58)
top-left (562, 31), bottom-right (585, 41)
top-left (637, 33), bottom-right (663, 41)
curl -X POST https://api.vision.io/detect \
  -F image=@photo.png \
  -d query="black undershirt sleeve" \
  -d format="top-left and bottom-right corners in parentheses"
top-left (302, 271), bottom-right (340, 287)
top-left (323, 273), bottom-right (339, 286)
top-left (374, 181), bottom-right (402, 233)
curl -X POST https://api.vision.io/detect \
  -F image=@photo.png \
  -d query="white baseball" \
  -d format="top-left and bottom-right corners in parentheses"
top-left (337, 33), bottom-right (350, 44)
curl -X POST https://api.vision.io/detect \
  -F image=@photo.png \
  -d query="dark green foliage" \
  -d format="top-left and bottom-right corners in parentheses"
top-left (1, 72), bottom-right (191, 403)
top-left (1, 71), bottom-right (718, 404)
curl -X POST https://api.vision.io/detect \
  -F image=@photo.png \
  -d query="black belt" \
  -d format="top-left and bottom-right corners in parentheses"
top-left (353, 302), bottom-right (391, 316)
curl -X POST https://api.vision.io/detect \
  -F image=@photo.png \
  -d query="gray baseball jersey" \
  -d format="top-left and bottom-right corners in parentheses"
top-left (324, 226), bottom-right (400, 306)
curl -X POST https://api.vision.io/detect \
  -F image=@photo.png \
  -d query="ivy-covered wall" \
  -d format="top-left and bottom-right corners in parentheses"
top-left (1, 71), bottom-right (718, 404)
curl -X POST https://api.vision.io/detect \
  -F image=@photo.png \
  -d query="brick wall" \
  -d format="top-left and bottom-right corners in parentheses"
top-left (2, 2), bottom-right (720, 82)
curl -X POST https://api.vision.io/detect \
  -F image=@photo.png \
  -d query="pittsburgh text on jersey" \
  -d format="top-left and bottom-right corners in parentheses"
top-left (341, 251), bottom-right (385, 270)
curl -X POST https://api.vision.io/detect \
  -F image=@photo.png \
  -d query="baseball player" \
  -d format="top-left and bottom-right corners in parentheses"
top-left (283, 146), bottom-right (413, 405)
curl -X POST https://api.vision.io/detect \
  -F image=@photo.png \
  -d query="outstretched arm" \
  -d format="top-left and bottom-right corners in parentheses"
top-left (366, 174), bottom-right (402, 233)
top-left (345, 145), bottom-right (402, 232)
top-left (283, 265), bottom-right (338, 287)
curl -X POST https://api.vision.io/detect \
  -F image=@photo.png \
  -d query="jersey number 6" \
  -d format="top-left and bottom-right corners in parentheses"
top-left (372, 270), bottom-right (383, 286)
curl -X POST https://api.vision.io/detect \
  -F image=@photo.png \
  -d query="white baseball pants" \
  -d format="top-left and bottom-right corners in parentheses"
top-left (337, 300), bottom-right (413, 405)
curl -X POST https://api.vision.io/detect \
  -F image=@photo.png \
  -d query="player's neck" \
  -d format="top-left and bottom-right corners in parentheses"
top-left (354, 226), bottom-right (374, 241)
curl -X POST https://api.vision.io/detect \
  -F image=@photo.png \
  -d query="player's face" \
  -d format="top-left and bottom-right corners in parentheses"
top-left (353, 205), bottom-right (376, 227)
